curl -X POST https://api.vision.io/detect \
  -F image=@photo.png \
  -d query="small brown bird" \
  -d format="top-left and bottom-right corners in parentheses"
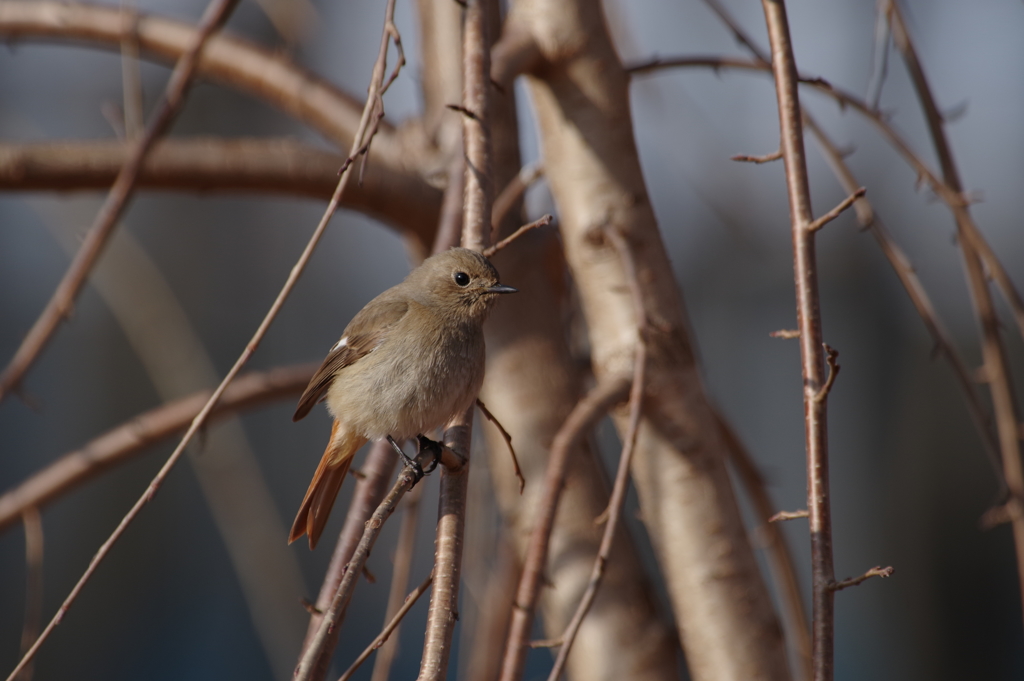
top-left (289, 247), bottom-right (516, 548)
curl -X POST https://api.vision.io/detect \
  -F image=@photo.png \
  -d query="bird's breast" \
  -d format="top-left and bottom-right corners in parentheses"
top-left (325, 323), bottom-right (485, 441)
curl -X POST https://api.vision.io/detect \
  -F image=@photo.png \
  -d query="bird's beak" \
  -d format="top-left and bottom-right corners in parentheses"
top-left (487, 284), bottom-right (518, 294)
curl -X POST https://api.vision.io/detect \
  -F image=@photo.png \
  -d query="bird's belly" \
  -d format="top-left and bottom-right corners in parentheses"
top-left (325, 335), bottom-right (484, 441)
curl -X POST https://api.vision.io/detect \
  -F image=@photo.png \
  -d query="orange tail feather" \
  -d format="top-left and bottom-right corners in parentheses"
top-left (289, 421), bottom-right (368, 549)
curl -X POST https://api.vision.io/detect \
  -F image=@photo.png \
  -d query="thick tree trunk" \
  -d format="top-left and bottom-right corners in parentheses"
top-left (502, 2), bottom-right (790, 679)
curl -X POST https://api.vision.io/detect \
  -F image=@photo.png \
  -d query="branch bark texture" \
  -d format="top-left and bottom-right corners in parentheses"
top-left (0, 1), bottom-right (440, 243)
top-left (0, 0), bottom-right (240, 402)
top-left (760, 1), bottom-right (834, 678)
top-left (0, 363), bottom-right (314, 533)
top-left (504, 2), bottom-right (789, 679)
top-left (0, 139), bottom-right (441, 242)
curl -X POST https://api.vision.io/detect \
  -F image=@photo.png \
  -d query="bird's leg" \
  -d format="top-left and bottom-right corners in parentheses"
top-left (386, 435), bottom-right (423, 481)
top-left (416, 435), bottom-right (442, 475)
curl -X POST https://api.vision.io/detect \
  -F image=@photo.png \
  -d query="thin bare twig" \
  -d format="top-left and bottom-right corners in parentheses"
top-left (294, 452), bottom-right (432, 681)
top-left (706, 0), bottom-right (1007, 501)
top-left (298, 440), bottom-right (398, 681)
top-left (0, 0), bottom-right (240, 403)
top-left (496, 376), bottom-right (630, 681)
top-left (759, 2), bottom-right (836, 679)
top-left (483, 214), bottom-right (553, 259)
top-left (545, 227), bottom-right (648, 681)
top-left (807, 188), bottom-right (866, 233)
top-left (340, 571), bottom-right (434, 681)
top-left (418, 2), bottom-right (494, 678)
top-left (802, 115), bottom-right (1004, 492)
top-left (476, 398), bottom-right (525, 493)
top-left (830, 566), bottom-right (894, 592)
top-left (4, 0), bottom-right (404, 675)
top-left (16, 509), bottom-right (43, 681)
top-left (629, 52), bottom-right (1024, 339)
top-left (885, 0), bottom-right (1024, 616)
top-left (0, 364), bottom-right (314, 534)
top-left (491, 161), bottom-right (544, 235)
top-left (118, 0), bottom-right (144, 141)
top-left (369, 485), bottom-right (424, 681)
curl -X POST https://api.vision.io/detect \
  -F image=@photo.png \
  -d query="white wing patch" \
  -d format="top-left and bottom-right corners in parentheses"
top-left (331, 336), bottom-right (348, 352)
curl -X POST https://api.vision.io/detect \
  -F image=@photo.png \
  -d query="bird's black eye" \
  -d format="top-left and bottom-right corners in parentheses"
top-left (453, 271), bottom-right (470, 287)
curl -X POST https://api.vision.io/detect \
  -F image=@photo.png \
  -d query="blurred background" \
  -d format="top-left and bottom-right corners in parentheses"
top-left (1, 0), bottom-right (1023, 679)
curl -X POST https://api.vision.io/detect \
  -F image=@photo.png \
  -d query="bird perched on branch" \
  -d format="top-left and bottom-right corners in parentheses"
top-left (289, 247), bottom-right (517, 549)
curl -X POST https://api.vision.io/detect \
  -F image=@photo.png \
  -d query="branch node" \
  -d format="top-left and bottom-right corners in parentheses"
top-left (300, 598), bottom-right (322, 616)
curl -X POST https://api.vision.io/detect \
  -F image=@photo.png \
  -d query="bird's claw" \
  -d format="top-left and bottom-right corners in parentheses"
top-left (416, 435), bottom-right (442, 476)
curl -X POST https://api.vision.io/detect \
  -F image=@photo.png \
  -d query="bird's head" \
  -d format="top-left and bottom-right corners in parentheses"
top-left (412, 247), bottom-right (517, 321)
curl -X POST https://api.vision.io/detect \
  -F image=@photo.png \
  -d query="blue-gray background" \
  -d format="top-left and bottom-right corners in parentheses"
top-left (2, 0), bottom-right (1023, 679)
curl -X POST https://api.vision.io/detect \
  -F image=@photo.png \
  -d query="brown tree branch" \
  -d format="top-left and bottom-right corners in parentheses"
top-left (628, 53), bottom-right (1024, 339)
top-left (770, 510), bottom-right (810, 523)
top-left (485, 9), bottom-right (680, 680)
top-left (476, 398), bottom-right (525, 493)
top-left (16, 509), bottom-right (43, 681)
top-left (546, 228), bottom-right (647, 681)
top-left (491, 161), bottom-right (543, 232)
top-left (807, 188), bottom-right (866, 233)
top-left (884, 0), bottom-right (1024, 621)
top-left (0, 1), bottom-right (441, 243)
top-left (801, 114), bottom-right (1004, 490)
top-left (0, 139), bottom-right (441, 240)
top-left (830, 566), bottom-right (894, 592)
top-left (369, 485), bottom-right (424, 681)
top-left (0, 0), bottom-right (240, 403)
top-left (759, 2), bottom-right (836, 679)
top-left (297, 440), bottom-right (397, 681)
top-left (0, 363), bottom-right (314, 534)
top-left (341, 571), bottom-right (434, 681)
top-left (5, 0), bottom-right (405, 675)
top-left (417, 3), bottom-right (494, 678)
top-left (483, 214), bottom-right (553, 259)
top-left (460, 0), bottom-right (494, 253)
top-left (718, 417), bottom-right (811, 680)
top-left (294, 452), bottom-right (432, 681)
top-left (497, 376), bottom-right (631, 681)
top-left (732, 150), bottom-right (783, 164)
top-left (509, 1), bottom-right (790, 678)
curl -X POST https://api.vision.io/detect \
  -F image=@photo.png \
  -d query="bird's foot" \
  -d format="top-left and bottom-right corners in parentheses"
top-left (386, 434), bottom-right (441, 484)
top-left (416, 435), bottom-right (442, 475)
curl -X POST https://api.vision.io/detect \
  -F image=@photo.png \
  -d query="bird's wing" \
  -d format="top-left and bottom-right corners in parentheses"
top-left (292, 296), bottom-right (410, 422)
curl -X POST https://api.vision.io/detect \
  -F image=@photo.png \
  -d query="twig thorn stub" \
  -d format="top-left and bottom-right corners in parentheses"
top-left (831, 565), bottom-right (894, 591)
top-left (446, 103), bottom-right (480, 120)
top-left (769, 509), bottom-right (809, 523)
top-left (732, 149), bottom-right (783, 164)
top-left (807, 187), bottom-right (867, 233)
top-left (814, 344), bottom-right (840, 403)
